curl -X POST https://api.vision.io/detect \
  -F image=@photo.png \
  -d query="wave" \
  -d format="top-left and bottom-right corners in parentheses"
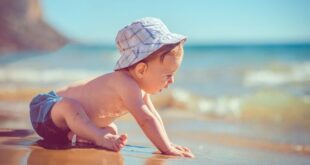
top-left (0, 86), bottom-right (309, 127)
top-left (152, 89), bottom-right (242, 117)
top-left (152, 88), bottom-right (310, 127)
top-left (0, 68), bottom-right (105, 84)
top-left (244, 62), bottom-right (310, 87)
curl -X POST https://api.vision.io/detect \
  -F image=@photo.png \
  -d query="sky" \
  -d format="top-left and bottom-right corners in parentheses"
top-left (41, 0), bottom-right (310, 44)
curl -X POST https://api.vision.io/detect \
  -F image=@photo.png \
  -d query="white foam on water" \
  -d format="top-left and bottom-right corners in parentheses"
top-left (168, 88), bottom-right (243, 117)
top-left (0, 68), bottom-right (105, 84)
top-left (197, 97), bottom-right (242, 117)
top-left (244, 62), bottom-right (310, 87)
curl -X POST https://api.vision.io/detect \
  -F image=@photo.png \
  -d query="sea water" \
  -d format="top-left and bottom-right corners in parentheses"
top-left (0, 43), bottom-right (309, 126)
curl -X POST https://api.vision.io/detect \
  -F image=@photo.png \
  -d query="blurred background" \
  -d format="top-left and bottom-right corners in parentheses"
top-left (0, 0), bottom-right (310, 163)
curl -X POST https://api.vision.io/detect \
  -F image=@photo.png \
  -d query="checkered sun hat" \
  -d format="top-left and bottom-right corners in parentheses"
top-left (114, 17), bottom-right (187, 70)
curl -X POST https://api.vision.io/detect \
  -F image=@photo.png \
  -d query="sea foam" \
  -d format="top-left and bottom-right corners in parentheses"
top-left (244, 62), bottom-right (310, 87)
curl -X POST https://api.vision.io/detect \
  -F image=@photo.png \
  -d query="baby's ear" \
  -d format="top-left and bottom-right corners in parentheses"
top-left (135, 62), bottom-right (148, 79)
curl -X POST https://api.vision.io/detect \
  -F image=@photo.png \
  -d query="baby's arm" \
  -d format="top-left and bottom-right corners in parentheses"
top-left (120, 88), bottom-right (172, 153)
top-left (143, 94), bottom-right (169, 139)
top-left (144, 94), bottom-right (193, 155)
top-left (118, 81), bottom-right (193, 157)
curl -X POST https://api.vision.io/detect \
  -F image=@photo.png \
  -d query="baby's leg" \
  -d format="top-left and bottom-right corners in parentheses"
top-left (50, 98), bottom-right (127, 151)
top-left (67, 123), bottom-right (119, 143)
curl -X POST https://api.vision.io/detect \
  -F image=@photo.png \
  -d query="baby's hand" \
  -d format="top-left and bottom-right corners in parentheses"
top-left (171, 143), bottom-right (192, 153)
top-left (163, 147), bottom-right (194, 158)
top-left (154, 144), bottom-right (194, 158)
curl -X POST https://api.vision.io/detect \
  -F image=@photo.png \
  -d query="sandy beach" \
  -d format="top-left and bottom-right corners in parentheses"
top-left (1, 107), bottom-right (310, 165)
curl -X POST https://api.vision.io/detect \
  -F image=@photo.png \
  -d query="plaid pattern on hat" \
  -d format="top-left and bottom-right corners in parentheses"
top-left (114, 17), bottom-right (186, 70)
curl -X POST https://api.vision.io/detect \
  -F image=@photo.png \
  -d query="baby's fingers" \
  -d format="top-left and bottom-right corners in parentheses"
top-left (178, 146), bottom-right (191, 152)
top-left (183, 146), bottom-right (191, 153)
top-left (175, 145), bottom-right (184, 151)
top-left (182, 151), bottom-right (194, 158)
top-left (175, 145), bottom-right (191, 153)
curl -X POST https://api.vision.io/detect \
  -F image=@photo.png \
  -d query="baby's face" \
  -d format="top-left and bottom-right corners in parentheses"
top-left (141, 45), bottom-right (183, 94)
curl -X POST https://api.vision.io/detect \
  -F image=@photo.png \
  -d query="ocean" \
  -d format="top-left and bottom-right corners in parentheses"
top-left (0, 43), bottom-right (309, 127)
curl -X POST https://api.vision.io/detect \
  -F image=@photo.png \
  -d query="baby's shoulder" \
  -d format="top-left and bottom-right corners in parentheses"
top-left (111, 71), bottom-right (143, 97)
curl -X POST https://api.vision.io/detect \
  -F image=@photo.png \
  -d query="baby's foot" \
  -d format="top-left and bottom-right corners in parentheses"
top-left (97, 133), bottom-right (128, 151)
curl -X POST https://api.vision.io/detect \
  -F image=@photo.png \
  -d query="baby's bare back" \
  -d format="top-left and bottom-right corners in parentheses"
top-left (56, 72), bottom-right (129, 127)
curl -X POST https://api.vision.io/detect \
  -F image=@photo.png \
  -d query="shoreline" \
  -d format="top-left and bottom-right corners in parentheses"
top-left (0, 102), bottom-right (310, 164)
top-left (1, 116), bottom-right (310, 165)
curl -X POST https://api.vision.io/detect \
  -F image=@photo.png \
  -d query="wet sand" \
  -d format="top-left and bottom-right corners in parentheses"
top-left (0, 111), bottom-right (310, 165)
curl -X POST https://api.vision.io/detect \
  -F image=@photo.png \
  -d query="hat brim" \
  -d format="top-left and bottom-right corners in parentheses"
top-left (114, 33), bottom-right (186, 71)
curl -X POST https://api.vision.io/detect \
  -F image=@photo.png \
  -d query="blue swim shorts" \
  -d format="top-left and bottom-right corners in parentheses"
top-left (29, 91), bottom-right (69, 143)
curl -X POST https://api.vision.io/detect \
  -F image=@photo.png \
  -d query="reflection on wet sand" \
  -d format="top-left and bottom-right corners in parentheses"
top-left (0, 129), bottom-right (33, 137)
top-left (0, 148), bottom-right (29, 165)
top-left (144, 154), bottom-right (180, 165)
top-left (0, 129), bottom-right (123, 165)
top-left (1, 118), bottom-right (310, 165)
top-left (0, 128), bottom-right (169, 165)
top-left (27, 147), bottom-right (124, 165)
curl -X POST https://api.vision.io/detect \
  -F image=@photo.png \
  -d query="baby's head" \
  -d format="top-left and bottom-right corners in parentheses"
top-left (115, 17), bottom-right (186, 94)
top-left (114, 17), bottom-right (186, 70)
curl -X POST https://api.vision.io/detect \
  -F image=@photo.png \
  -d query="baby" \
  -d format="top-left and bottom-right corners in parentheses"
top-left (29, 17), bottom-right (194, 158)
